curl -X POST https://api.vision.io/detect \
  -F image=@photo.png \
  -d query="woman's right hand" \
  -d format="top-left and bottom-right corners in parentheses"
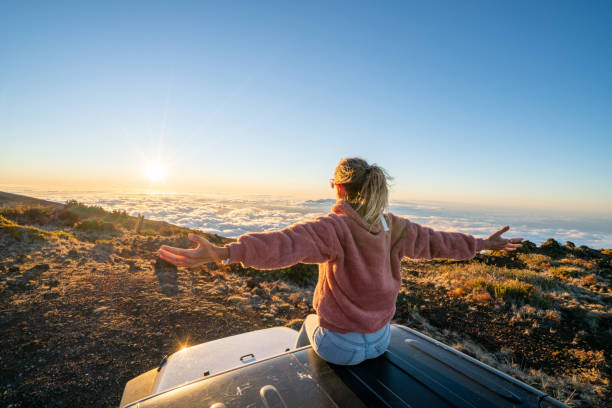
top-left (157, 233), bottom-right (229, 267)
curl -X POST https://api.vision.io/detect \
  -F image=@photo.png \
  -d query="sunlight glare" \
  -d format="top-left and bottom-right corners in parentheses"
top-left (145, 162), bottom-right (166, 183)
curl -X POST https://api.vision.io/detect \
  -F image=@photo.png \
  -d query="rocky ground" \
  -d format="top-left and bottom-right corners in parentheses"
top-left (0, 192), bottom-right (610, 407)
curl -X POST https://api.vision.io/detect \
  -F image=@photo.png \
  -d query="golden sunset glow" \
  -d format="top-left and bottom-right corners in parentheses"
top-left (145, 161), bottom-right (166, 183)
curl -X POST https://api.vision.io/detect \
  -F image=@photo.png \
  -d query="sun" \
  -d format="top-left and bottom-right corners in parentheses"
top-left (145, 161), bottom-right (166, 183)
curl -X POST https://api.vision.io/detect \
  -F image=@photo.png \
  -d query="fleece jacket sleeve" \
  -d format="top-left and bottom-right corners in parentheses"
top-left (227, 217), bottom-right (337, 270)
top-left (390, 214), bottom-right (486, 260)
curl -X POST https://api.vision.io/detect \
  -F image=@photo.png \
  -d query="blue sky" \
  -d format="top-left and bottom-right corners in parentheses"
top-left (1, 1), bottom-right (611, 212)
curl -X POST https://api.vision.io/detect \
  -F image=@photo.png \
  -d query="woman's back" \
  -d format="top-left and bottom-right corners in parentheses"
top-left (225, 198), bottom-right (485, 333)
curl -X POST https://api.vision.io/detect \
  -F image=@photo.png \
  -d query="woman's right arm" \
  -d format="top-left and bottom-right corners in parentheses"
top-left (227, 218), bottom-right (337, 269)
top-left (158, 217), bottom-right (338, 270)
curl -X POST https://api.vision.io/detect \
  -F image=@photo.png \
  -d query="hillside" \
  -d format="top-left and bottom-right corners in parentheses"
top-left (0, 192), bottom-right (609, 407)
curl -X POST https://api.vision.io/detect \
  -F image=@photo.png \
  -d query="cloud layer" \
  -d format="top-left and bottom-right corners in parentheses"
top-left (4, 188), bottom-right (611, 248)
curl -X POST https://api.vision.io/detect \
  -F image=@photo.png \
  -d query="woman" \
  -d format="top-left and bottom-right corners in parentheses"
top-left (157, 157), bottom-right (522, 365)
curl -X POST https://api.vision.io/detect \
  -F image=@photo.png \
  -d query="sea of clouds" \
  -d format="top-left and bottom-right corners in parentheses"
top-left (3, 187), bottom-right (611, 249)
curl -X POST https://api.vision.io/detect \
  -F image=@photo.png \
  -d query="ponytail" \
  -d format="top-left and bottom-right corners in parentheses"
top-left (334, 158), bottom-right (392, 225)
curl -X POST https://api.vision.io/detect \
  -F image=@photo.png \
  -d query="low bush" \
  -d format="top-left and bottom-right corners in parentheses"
top-left (0, 215), bottom-right (48, 241)
top-left (581, 274), bottom-right (597, 284)
top-left (448, 287), bottom-right (466, 297)
top-left (515, 240), bottom-right (537, 253)
top-left (56, 200), bottom-right (131, 229)
top-left (75, 219), bottom-right (117, 234)
top-left (0, 205), bottom-right (54, 225)
top-left (466, 276), bottom-right (549, 306)
top-left (52, 230), bottom-right (74, 240)
top-left (472, 291), bottom-right (493, 304)
top-left (550, 266), bottom-right (584, 279)
top-left (502, 269), bottom-right (558, 291)
top-left (518, 253), bottom-right (554, 270)
top-left (493, 279), bottom-right (535, 302)
top-left (529, 291), bottom-right (552, 309)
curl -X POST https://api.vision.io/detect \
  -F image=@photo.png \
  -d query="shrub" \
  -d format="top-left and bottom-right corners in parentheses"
top-left (472, 291), bottom-right (493, 304)
top-left (448, 287), bottom-right (466, 297)
top-left (529, 292), bottom-right (552, 309)
top-left (52, 231), bottom-right (74, 240)
top-left (550, 266), bottom-right (584, 279)
top-left (55, 207), bottom-right (80, 226)
top-left (470, 278), bottom-right (488, 291)
top-left (493, 280), bottom-right (534, 302)
top-left (503, 269), bottom-right (558, 291)
top-left (0, 205), bottom-right (54, 225)
top-left (64, 200), bottom-right (106, 217)
top-left (157, 226), bottom-right (184, 236)
top-left (0, 215), bottom-right (48, 241)
top-left (468, 277), bottom-right (540, 304)
top-left (581, 274), bottom-right (597, 284)
top-left (516, 240), bottom-right (537, 253)
top-left (56, 200), bottom-right (108, 226)
top-left (518, 253), bottom-right (553, 270)
top-left (75, 219), bottom-right (117, 234)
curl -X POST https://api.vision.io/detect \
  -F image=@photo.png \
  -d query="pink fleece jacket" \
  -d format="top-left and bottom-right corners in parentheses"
top-left (227, 200), bottom-right (486, 334)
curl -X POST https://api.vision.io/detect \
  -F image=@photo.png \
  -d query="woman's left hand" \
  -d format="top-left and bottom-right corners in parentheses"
top-left (484, 226), bottom-right (523, 251)
top-left (157, 233), bottom-right (228, 267)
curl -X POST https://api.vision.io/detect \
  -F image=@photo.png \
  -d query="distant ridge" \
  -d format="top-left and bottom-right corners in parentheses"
top-left (0, 191), bottom-right (62, 209)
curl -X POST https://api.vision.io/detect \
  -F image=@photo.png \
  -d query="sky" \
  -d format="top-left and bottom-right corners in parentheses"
top-left (1, 1), bottom-right (611, 213)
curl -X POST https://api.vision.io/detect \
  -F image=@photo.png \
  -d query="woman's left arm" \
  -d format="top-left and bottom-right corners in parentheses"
top-left (394, 215), bottom-right (522, 260)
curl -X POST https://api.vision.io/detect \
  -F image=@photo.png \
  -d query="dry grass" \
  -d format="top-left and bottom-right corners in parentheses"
top-left (407, 320), bottom-right (605, 408)
top-left (0, 215), bottom-right (74, 241)
top-left (400, 248), bottom-right (611, 407)
top-left (580, 274), bottom-right (597, 284)
top-left (454, 336), bottom-right (607, 407)
top-left (518, 253), bottom-right (554, 270)
top-left (470, 291), bottom-right (493, 304)
top-left (411, 262), bottom-right (555, 307)
top-left (448, 287), bottom-right (466, 297)
top-left (550, 266), bottom-right (586, 279)
top-left (560, 257), bottom-right (595, 269)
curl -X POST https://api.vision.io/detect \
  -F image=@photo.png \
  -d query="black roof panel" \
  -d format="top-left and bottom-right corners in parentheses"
top-left (127, 325), bottom-right (568, 408)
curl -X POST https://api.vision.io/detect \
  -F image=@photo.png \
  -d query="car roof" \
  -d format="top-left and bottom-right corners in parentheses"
top-left (126, 324), bottom-right (568, 408)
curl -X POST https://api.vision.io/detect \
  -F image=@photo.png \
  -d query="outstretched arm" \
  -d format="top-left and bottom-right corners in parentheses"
top-left (157, 218), bottom-right (337, 270)
top-left (157, 233), bottom-right (229, 268)
top-left (393, 214), bottom-right (522, 260)
top-left (225, 219), bottom-right (337, 269)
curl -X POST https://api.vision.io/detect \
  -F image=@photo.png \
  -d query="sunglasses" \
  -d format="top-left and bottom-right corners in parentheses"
top-left (330, 179), bottom-right (345, 189)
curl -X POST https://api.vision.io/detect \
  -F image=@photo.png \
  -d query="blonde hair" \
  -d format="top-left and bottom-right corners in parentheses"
top-left (334, 157), bottom-right (392, 225)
